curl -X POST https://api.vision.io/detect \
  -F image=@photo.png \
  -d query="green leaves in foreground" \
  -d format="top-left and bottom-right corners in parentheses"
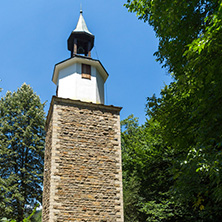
top-left (122, 116), bottom-right (187, 221)
top-left (0, 204), bottom-right (39, 222)
top-left (124, 0), bottom-right (222, 220)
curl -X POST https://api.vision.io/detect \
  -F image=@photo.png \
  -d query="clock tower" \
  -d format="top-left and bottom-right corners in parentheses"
top-left (42, 11), bottom-right (124, 222)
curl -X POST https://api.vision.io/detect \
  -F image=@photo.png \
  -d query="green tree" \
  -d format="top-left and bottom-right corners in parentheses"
top-left (125, 0), bottom-right (222, 220)
top-left (31, 209), bottom-right (42, 222)
top-left (122, 116), bottom-right (191, 221)
top-left (1, 204), bottom-right (39, 222)
top-left (0, 84), bottom-right (45, 221)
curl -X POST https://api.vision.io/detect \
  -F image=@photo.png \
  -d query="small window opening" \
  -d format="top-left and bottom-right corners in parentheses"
top-left (82, 64), bottom-right (91, 80)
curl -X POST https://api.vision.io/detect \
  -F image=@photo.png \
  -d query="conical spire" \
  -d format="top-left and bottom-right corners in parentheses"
top-left (73, 10), bottom-right (93, 36)
top-left (68, 10), bottom-right (95, 57)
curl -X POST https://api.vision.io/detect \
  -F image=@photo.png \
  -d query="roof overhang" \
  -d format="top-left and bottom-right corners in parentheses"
top-left (52, 56), bottom-right (109, 85)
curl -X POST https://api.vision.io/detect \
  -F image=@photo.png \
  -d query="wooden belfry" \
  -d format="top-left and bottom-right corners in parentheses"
top-left (42, 10), bottom-right (124, 222)
top-left (68, 10), bottom-right (94, 57)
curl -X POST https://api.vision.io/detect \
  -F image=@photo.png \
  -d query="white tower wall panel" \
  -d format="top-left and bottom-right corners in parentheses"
top-left (57, 62), bottom-right (105, 104)
top-left (96, 69), bottom-right (105, 104)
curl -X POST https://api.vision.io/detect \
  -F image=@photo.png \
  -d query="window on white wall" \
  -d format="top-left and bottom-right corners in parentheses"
top-left (82, 64), bottom-right (91, 80)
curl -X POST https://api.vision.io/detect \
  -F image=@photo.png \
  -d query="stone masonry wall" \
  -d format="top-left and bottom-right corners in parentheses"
top-left (42, 108), bottom-right (53, 222)
top-left (42, 96), bottom-right (124, 222)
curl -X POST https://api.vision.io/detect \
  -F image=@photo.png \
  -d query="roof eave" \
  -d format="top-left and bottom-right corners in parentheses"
top-left (52, 56), bottom-right (109, 85)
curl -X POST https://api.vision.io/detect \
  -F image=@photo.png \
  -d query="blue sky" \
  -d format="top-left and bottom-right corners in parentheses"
top-left (0, 0), bottom-right (172, 124)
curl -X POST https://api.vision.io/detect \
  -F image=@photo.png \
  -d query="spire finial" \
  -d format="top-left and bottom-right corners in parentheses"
top-left (80, 3), bottom-right (82, 13)
top-left (68, 7), bottom-right (94, 57)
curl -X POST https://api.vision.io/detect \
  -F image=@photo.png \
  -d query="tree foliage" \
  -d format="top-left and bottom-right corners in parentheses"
top-left (30, 209), bottom-right (42, 222)
top-left (122, 116), bottom-right (190, 221)
top-left (1, 204), bottom-right (40, 222)
top-left (123, 0), bottom-right (222, 220)
top-left (0, 84), bottom-right (45, 221)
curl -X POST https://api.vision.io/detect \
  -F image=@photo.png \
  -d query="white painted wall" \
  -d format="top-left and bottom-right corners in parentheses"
top-left (96, 69), bottom-right (104, 104)
top-left (57, 62), bottom-right (105, 104)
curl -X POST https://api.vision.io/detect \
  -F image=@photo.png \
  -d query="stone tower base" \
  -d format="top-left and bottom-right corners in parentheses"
top-left (42, 96), bottom-right (124, 222)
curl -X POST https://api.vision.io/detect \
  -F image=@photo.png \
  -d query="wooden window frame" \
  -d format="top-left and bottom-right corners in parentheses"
top-left (81, 64), bottom-right (91, 80)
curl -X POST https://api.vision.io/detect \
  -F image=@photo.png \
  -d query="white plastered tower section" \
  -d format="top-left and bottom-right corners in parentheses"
top-left (52, 10), bottom-right (108, 104)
